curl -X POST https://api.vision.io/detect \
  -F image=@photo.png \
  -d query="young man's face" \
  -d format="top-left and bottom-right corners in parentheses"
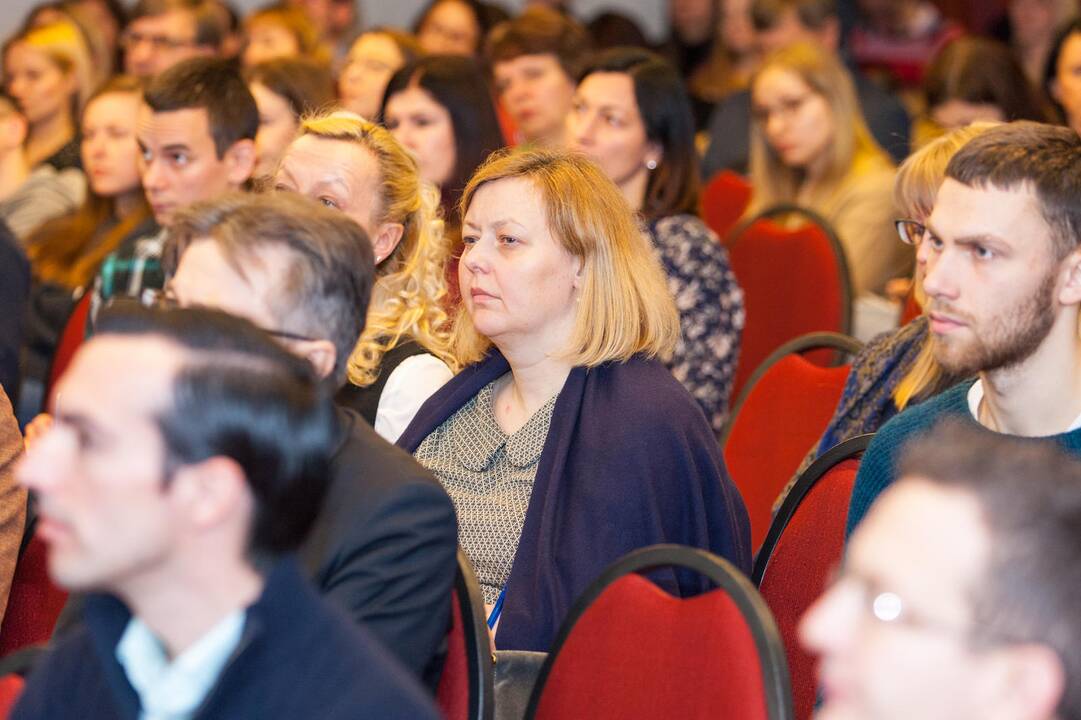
top-left (800, 480), bottom-right (1014, 720)
top-left (918, 179), bottom-right (1064, 377)
top-left (122, 10), bottom-right (215, 79)
top-left (137, 103), bottom-right (252, 226)
top-left (17, 336), bottom-right (184, 595)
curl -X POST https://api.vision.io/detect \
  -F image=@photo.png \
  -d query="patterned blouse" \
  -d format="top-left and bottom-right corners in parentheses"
top-left (647, 214), bottom-right (745, 434)
top-left (413, 378), bottom-right (557, 604)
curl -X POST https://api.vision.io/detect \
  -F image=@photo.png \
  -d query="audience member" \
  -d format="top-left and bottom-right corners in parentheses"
top-left (338, 28), bottom-right (423, 121)
top-left (288, 0), bottom-right (357, 62)
top-left (682, 0), bottom-right (760, 128)
top-left (91, 57), bottom-right (256, 315)
top-left (0, 93), bottom-right (85, 243)
top-left (916, 37), bottom-right (1051, 146)
top-left (701, 0), bottom-right (910, 178)
top-left (3, 21), bottom-right (94, 170)
top-left (0, 225), bottom-right (30, 400)
top-left (241, 3), bottom-right (329, 68)
top-left (747, 42), bottom-right (903, 307)
top-left (848, 0), bottom-right (964, 91)
top-left (24, 2), bottom-right (114, 92)
top-left (804, 420), bottom-right (1081, 720)
top-left (659, 0), bottom-right (717, 85)
top-left (244, 58), bottom-right (334, 178)
top-left (414, 0), bottom-right (487, 56)
top-left (121, 0), bottom-right (224, 79)
top-left (1045, 18), bottom-right (1081, 135)
top-left (847, 121), bottom-right (1081, 533)
top-left (12, 304), bottom-right (439, 719)
top-left (485, 7), bottom-right (591, 147)
top-left (275, 113), bottom-right (457, 440)
top-left (398, 148), bottom-right (751, 652)
top-left (163, 192), bottom-right (458, 687)
top-left (0, 387), bottom-right (25, 628)
top-left (998, 0), bottom-right (1078, 86)
top-left (567, 48), bottom-right (744, 434)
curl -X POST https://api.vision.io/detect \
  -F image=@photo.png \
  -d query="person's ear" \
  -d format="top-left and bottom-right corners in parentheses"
top-left (371, 221), bottom-right (405, 264)
top-left (819, 17), bottom-right (842, 52)
top-left (293, 338), bottom-right (337, 380)
top-left (1057, 246), bottom-right (1081, 306)
top-left (645, 141), bottom-right (663, 170)
top-left (992, 644), bottom-right (1065, 720)
top-left (169, 456), bottom-right (251, 531)
top-left (223, 138), bottom-right (257, 187)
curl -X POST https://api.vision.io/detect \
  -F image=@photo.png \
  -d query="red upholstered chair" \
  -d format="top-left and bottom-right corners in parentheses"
top-left (0, 674), bottom-right (24, 719)
top-left (525, 545), bottom-right (792, 720)
top-left (0, 528), bottom-right (69, 657)
top-left (726, 204), bottom-right (853, 403)
top-left (702, 170), bottom-right (753, 241)
top-left (752, 435), bottom-right (872, 720)
top-left (899, 287), bottom-right (921, 326)
top-left (46, 291), bottom-right (91, 396)
top-left (721, 333), bottom-right (862, 552)
top-left (436, 550), bottom-right (494, 720)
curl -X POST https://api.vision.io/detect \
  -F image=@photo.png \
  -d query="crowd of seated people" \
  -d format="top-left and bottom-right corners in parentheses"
top-left (0, 0), bottom-right (1080, 718)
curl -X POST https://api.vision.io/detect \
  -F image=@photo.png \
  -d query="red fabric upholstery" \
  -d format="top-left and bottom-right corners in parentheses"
top-left (728, 218), bottom-right (848, 402)
top-left (47, 292), bottom-right (91, 394)
top-left (0, 534), bottom-right (69, 656)
top-left (702, 170), bottom-right (753, 241)
top-left (724, 355), bottom-right (850, 551)
top-left (0, 675), bottom-right (24, 719)
top-left (758, 459), bottom-right (860, 720)
top-left (533, 574), bottom-right (769, 720)
top-left (436, 587), bottom-right (469, 720)
top-left (899, 289), bottom-right (921, 326)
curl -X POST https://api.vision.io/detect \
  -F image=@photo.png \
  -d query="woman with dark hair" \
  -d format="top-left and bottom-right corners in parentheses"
top-left (916, 37), bottom-right (1051, 145)
top-left (1045, 18), bottom-right (1081, 134)
top-left (566, 47), bottom-right (744, 433)
top-left (244, 57), bottom-right (335, 178)
top-left (413, 0), bottom-right (487, 56)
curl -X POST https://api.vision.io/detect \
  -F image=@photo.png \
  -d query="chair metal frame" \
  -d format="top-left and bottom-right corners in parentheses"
top-left (752, 434), bottom-right (873, 586)
top-left (524, 544), bottom-right (793, 720)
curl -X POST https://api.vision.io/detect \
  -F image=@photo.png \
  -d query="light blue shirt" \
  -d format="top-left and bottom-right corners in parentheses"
top-left (115, 609), bottom-right (246, 720)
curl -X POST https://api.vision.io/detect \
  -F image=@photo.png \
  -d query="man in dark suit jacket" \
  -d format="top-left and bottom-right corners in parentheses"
top-left (162, 192), bottom-right (458, 688)
top-left (701, 0), bottom-right (910, 178)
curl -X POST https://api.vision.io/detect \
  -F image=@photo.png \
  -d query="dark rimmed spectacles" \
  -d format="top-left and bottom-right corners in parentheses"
top-left (895, 219), bottom-right (926, 246)
top-left (141, 289), bottom-right (317, 343)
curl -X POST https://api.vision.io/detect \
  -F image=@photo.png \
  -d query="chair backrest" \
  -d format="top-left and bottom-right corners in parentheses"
top-left (526, 545), bottom-right (792, 720)
top-left (722, 333), bottom-right (862, 552)
top-left (436, 549), bottom-right (494, 720)
top-left (752, 435), bottom-right (872, 720)
top-left (702, 170), bottom-right (753, 241)
top-left (899, 287), bottom-right (921, 326)
top-left (0, 674), bottom-right (24, 720)
top-left (46, 290), bottom-right (91, 395)
top-left (726, 204), bottom-right (853, 402)
top-left (0, 526), bottom-right (69, 657)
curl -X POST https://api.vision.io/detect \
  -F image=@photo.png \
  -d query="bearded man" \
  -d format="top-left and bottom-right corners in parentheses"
top-left (846, 121), bottom-right (1081, 534)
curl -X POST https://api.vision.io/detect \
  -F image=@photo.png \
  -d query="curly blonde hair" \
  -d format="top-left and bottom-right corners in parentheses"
top-left (297, 112), bottom-right (457, 386)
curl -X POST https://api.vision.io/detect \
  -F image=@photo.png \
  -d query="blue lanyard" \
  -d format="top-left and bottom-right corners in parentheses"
top-left (487, 587), bottom-right (507, 630)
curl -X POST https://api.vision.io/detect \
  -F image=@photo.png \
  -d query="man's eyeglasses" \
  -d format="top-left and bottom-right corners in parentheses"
top-left (140, 289), bottom-right (316, 343)
top-left (120, 29), bottom-right (199, 52)
top-left (895, 219), bottom-right (927, 246)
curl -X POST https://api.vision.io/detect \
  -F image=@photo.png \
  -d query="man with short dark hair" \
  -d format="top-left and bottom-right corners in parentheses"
top-left (700, 0), bottom-right (909, 177)
top-left (803, 419), bottom-right (1081, 720)
top-left (12, 304), bottom-right (439, 719)
top-left (164, 192), bottom-right (458, 688)
top-left (121, 0), bottom-right (226, 79)
top-left (92, 56), bottom-right (256, 316)
top-left (847, 121), bottom-right (1081, 532)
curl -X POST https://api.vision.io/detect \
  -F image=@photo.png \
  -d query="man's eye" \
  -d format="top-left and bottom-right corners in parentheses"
top-left (319, 197), bottom-right (340, 209)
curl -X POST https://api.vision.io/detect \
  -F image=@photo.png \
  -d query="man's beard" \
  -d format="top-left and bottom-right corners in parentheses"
top-left (930, 269), bottom-right (1057, 377)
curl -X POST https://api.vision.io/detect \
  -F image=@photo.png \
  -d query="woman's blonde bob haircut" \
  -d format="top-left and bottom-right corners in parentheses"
top-left (748, 41), bottom-right (888, 213)
top-left (453, 147), bottom-right (680, 366)
top-left (296, 111), bottom-right (457, 384)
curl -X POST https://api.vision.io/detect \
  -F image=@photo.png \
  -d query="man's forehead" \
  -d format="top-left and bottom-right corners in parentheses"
top-left (137, 103), bottom-right (213, 147)
top-left (130, 9), bottom-right (197, 36)
top-left (929, 178), bottom-right (1045, 240)
top-left (57, 335), bottom-right (183, 417)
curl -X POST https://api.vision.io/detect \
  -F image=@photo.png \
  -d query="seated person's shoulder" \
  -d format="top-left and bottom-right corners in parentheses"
top-left (590, 357), bottom-right (716, 442)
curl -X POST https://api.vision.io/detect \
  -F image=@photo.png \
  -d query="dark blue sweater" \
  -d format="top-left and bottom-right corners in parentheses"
top-left (847, 379), bottom-right (1081, 535)
top-left (12, 558), bottom-right (439, 720)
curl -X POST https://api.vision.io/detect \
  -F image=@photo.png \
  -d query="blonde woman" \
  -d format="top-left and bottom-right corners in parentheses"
top-left (748, 41), bottom-right (903, 302)
top-left (274, 111), bottom-right (455, 441)
top-left (2, 21), bottom-right (95, 170)
top-left (777, 123), bottom-right (997, 509)
top-left (398, 148), bottom-right (751, 651)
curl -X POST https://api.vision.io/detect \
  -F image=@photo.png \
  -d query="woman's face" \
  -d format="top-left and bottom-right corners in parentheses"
top-left (384, 86), bottom-right (456, 187)
top-left (493, 53), bottom-right (576, 146)
top-left (566, 72), bottom-right (657, 208)
top-left (460, 176), bottom-right (581, 353)
top-left (81, 91), bottom-right (141, 198)
top-left (418, 0), bottom-right (480, 56)
top-left (752, 66), bottom-right (835, 171)
top-left (338, 33), bottom-right (405, 120)
top-left (929, 100), bottom-right (1005, 131)
top-left (243, 20), bottom-right (301, 67)
top-left (250, 82), bottom-right (299, 178)
top-left (3, 42), bottom-right (75, 125)
top-left (1054, 31), bottom-right (1081, 133)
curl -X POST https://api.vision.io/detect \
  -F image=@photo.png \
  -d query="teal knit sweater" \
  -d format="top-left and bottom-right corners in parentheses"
top-left (846, 379), bottom-right (1081, 535)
